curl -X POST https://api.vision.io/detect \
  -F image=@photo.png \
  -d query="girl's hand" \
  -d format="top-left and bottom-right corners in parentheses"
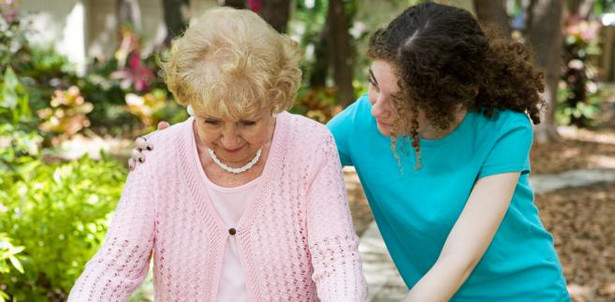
top-left (128, 121), bottom-right (170, 170)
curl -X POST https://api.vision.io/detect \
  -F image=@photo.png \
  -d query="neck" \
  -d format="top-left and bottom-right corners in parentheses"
top-left (419, 109), bottom-right (467, 139)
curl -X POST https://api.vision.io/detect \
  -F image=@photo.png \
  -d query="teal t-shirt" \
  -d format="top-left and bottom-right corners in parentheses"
top-left (327, 94), bottom-right (570, 301)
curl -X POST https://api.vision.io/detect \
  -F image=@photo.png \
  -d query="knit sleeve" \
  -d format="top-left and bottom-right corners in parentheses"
top-left (67, 159), bottom-right (156, 302)
top-left (306, 131), bottom-right (367, 302)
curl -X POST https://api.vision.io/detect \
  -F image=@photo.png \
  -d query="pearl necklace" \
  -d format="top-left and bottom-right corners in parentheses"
top-left (208, 148), bottom-right (262, 174)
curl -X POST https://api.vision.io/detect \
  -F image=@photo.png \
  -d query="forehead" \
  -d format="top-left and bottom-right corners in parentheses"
top-left (196, 105), bottom-right (269, 121)
top-left (370, 60), bottom-right (400, 93)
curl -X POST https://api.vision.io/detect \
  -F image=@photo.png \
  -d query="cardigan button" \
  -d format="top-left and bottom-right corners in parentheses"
top-left (229, 228), bottom-right (237, 235)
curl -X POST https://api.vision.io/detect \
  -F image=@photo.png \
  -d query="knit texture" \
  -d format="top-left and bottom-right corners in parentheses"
top-left (68, 112), bottom-right (367, 301)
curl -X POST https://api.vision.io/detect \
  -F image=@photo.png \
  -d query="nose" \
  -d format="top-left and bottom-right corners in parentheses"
top-left (219, 127), bottom-right (243, 150)
top-left (371, 95), bottom-right (391, 120)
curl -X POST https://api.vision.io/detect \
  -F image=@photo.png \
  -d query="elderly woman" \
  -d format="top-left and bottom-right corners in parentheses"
top-left (68, 7), bottom-right (366, 302)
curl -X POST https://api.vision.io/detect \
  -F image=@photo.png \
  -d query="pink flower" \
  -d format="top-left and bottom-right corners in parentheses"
top-left (247, 0), bottom-right (262, 13)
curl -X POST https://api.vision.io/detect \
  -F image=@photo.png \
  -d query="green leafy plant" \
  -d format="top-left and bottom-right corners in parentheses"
top-left (0, 66), bottom-right (41, 172)
top-left (0, 155), bottom-right (127, 301)
top-left (0, 234), bottom-right (25, 302)
top-left (557, 18), bottom-right (603, 127)
top-left (0, 66), bottom-right (31, 124)
top-left (0, 1), bottom-right (30, 74)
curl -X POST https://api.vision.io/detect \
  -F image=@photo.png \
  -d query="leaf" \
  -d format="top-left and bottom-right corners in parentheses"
top-left (0, 290), bottom-right (9, 302)
top-left (0, 67), bottom-right (18, 109)
top-left (10, 246), bottom-right (24, 255)
top-left (18, 92), bottom-right (31, 123)
top-left (9, 255), bottom-right (24, 273)
top-left (0, 67), bottom-right (31, 123)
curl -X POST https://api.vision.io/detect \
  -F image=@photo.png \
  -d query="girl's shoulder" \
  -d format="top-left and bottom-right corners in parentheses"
top-left (472, 109), bottom-right (532, 133)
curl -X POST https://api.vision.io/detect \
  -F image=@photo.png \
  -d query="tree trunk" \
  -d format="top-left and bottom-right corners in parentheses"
top-left (527, 0), bottom-right (564, 142)
top-left (568, 0), bottom-right (595, 19)
top-left (116, 0), bottom-right (142, 31)
top-left (309, 28), bottom-right (329, 88)
top-left (327, 0), bottom-right (354, 107)
top-left (258, 0), bottom-right (292, 33)
top-left (162, 0), bottom-right (190, 45)
top-left (221, 0), bottom-right (246, 9)
top-left (473, 0), bottom-right (511, 36)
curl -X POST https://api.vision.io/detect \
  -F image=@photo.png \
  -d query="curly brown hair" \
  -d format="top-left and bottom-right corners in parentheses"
top-left (368, 2), bottom-right (544, 169)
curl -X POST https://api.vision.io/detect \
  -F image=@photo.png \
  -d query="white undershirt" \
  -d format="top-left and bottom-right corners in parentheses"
top-left (203, 173), bottom-right (260, 302)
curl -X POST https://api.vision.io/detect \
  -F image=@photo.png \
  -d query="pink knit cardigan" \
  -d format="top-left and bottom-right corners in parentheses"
top-left (68, 112), bottom-right (367, 301)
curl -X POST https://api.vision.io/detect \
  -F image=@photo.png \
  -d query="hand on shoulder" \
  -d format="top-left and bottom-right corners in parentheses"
top-left (128, 121), bottom-right (171, 170)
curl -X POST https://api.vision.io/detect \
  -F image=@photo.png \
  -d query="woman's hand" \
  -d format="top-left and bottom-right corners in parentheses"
top-left (128, 121), bottom-right (170, 170)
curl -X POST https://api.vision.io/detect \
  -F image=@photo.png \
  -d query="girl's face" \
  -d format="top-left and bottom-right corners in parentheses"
top-left (368, 60), bottom-right (427, 137)
top-left (193, 106), bottom-right (275, 165)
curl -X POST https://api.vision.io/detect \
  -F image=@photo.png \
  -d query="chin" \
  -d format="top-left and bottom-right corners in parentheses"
top-left (377, 125), bottom-right (392, 137)
top-left (221, 150), bottom-right (253, 163)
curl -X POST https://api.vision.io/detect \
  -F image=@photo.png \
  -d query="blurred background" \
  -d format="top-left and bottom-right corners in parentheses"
top-left (0, 0), bottom-right (614, 301)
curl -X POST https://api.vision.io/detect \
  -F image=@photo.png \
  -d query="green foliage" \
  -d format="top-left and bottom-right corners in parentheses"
top-left (290, 0), bottom-right (420, 98)
top-left (0, 124), bottom-right (42, 173)
top-left (0, 2), bottom-right (30, 74)
top-left (290, 0), bottom-right (330, 86)
top-left (0, 234), bottom-right (25, 302)
top-left (0, 66), bottom-right (41, 172)
top-left (0, 234), bottom-right (25, 275)
top-left (557, 19), bottom-right (603, 127)
top-left (1, 2), bottom-right (77, 114)
top-left (0, 15), bottom-right (128, 298)
top-left (0, 67), bottom-right (31, 124)
top-left (0, 155), bottom-right (127, 301)
top-left (17, 47), bottom-right (80, 113)
top-left (78, 30), bottom-right (187, 134)
top-left (593, 0), bottom-right (615, 14)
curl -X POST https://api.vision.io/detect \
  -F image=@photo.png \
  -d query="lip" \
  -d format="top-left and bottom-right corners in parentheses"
top-left (377, 120), bottom-right (391, 127)
top-left (223, 147), bottom-right (244, 153)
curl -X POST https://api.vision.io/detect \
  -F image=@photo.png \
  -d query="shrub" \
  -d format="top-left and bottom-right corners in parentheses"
top-left (557, 18), bottom-right (603, 127)
top-left (0, 155), bottom-right (126, 301)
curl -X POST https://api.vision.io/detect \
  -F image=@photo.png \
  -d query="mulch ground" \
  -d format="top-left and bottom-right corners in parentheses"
top-left (537, 182), bottom-right (615, 301)
top-left (531, 127), bottom-right (615, 175)
top-left (344, 125), bottom-right (615, 301)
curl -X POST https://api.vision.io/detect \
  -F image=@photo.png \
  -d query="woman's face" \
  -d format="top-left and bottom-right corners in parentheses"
top-left (368, 60), bottom-right (400, 136)
top-left (368, 60), bottom-right (427, 137)
top-left (193, 106), bottom-right (275, 165)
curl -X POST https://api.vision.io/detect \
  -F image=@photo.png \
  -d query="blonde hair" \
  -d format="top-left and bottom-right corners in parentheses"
top-left (160, 7), bottom-right (302, 119)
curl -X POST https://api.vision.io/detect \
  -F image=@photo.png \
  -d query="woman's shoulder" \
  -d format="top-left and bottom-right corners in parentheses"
top-left (278, 112), bottom-right (337, 163)
top-left (145, 118), bottom-right (191, 144)
top-left (280, 111), bottom-right (333, 141)
top-left (133, 118), bottom-right (193, 169)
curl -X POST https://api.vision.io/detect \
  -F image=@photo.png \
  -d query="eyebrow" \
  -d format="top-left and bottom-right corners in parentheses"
top-left (202, 116), bottom-right (221, 121)
top-left (201, 116), bottom-right (259, 123)
top-left (368, 68), bottom-right (379, 87)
